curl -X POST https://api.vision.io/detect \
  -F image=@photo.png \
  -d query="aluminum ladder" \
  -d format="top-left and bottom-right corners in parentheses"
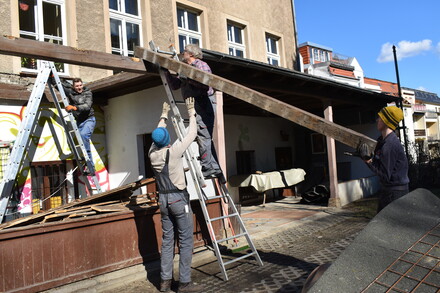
top-left (149, 41), bottom-right (263, 281)
top-left (0, 61), bottom-right (101, 223)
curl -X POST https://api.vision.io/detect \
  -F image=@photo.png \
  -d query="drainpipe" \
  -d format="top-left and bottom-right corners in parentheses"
top-left (392, 45), bottom-right (410, 160)
top-left (291, 0), bottom-right (301, 71)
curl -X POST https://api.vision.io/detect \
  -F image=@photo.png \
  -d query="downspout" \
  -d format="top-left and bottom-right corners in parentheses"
top-left (291, 0), bottom-right (301, 71)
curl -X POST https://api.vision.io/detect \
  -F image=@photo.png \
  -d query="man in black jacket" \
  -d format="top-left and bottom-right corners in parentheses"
top-left (63, 78), bottom-right (96, 175)
top-left (358, 106), bottom-right (409, 212)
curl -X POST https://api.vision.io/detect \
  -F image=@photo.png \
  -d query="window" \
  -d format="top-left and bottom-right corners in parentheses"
top-left (227, 23), bottom-right (245, 57)
top-left (109, 0), bottom-right (141, 56)
top-left (30, 161), bottom-right (73, 212)
top-left (177, 7), bottom-right (202, 52)
top-left (266, 34), bottom-right (280, 66)
top-left (19, 0), bottom-right (66, 72)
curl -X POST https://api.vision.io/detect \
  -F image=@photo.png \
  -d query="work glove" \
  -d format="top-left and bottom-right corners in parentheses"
top-left (186, 97), bottom-right (196, 117)
top-left (65, 105), bottom-right (77, 112)
top-left (357, 142), bottom-right (373, 161)
top-left (160, 102), bottom-right (170, 120)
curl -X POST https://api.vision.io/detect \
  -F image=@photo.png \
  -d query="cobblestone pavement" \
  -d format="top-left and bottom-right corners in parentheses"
top-left (106, 197), bottom-right (374, 293)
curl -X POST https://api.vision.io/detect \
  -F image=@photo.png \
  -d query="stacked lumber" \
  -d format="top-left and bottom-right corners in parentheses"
top-left (0, 178), bottom-right (157, 230)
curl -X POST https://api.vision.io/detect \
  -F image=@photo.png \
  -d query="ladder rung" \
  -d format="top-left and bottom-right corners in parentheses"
top-left (174, 100), bottom-right (185, 105)
top-left (216, 232), bottom-right (247, 243)
top-left (209, 213), bottom-right (238, 222)
top-left (204, 194), bottom-right (224, 201)
top-left (223, 252), bottom-right (256, 266)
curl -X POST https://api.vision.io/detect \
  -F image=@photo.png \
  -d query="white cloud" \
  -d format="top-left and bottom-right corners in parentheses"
top-left (437, 42), bottom-right (440, 56)
top-left (377, 39), bottom-right (432, 63)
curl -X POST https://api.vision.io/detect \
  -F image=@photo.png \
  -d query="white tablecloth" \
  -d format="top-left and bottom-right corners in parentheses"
top-left (228, 168), bottom-right (306, 193)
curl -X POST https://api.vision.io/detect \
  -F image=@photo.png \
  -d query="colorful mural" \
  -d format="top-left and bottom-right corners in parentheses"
top-left (0, 104), bottom-right (109, 216)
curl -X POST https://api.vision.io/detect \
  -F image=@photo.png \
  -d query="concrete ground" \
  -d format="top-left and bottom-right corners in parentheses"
top-left (45, 195), bottom-right (377, 293)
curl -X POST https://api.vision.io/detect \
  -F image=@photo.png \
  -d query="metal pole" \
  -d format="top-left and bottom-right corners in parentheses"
top-left (392, 45), bottom-right (410, 159)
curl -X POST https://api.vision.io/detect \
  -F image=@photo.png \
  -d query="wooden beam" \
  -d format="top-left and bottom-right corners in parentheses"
top-left (0, 36), bottom-right (149, 74)
top-left (135, 47), bottom-right (376, 150)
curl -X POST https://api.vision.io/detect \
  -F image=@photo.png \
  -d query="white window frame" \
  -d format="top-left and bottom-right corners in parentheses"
top-left (19, 0), bottom-right (68, 73)
top-left (266, 34), bottom-right (280, 66)
top-left (227, 22), bottom-right (246, 57)
top-left (177, 7), bottom-right (202, 51)
top-left (109, 0), bottom-right (142, 56)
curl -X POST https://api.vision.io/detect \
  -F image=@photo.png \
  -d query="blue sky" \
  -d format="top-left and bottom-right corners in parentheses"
top-left (294, 0), bottom-right (440, 95)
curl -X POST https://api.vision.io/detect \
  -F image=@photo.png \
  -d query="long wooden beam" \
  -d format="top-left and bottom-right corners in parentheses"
top-left (0, 35), bottom-right (148, 74)
top-left (135, 47), bottom-right (376, 150)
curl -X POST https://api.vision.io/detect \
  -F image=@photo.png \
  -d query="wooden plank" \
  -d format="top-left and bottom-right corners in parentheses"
top-left (90, 203), bottom-right (128, 213)
top-left (134, 47), bottom-right (377, 150)
top-left (0, 178), bottom-right (155, 229)
top-left (0, 36), bottom-right (148, 74)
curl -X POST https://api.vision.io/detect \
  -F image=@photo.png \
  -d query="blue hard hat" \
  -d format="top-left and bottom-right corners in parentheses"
top-left (152, 127), bottom-right (170, 148)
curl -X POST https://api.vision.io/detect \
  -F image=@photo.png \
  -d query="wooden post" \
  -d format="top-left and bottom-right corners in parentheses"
top-left (212, 91), bottom-right (227, 179)
top-left (324, 103), bottom-right (341, 208)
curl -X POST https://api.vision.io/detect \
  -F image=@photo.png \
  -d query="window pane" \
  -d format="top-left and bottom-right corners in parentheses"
top-left (110, 18), bottom-right (122, 53)
top-left (187, 11), bottom-right (198, 31)
top-left (43, 2), bottom-right (63, 39)
top-left (269, 38), bottom-right (277, 54)
top-left (227, 24), bottom-right (232, 41)
top-left (234, 26), bottom-right (242, 44)
top-left (19, 0), bottom-right (36, 33)
top-left (178, 34), bottom-right (186, 52)
top-left (229, 47), bottom-right (234, 55)
top-left (189, 37), bottom-right (200, 46)
top-left (126, 22), bottom-right (140, 54)
top-left (236, 50), bottom-right (244, 58)
top-left (109, 0), bottom-right (118, 10)
top-left (125, 0), bottom-right (138, 15)
top-left (20, 35), bottom-right (38, 69)
top-left (177, 8), bottom-right (184, 28)
top-left (272, 59), bottom-right (279, 66)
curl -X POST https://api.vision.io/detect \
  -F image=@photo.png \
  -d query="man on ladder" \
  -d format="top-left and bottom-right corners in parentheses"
top-left (165, 44), bottom-right (222, 179)
top-left (149, 97), bottom-right (203, 293)
top-left (56, 77), bottom-right (96, 175)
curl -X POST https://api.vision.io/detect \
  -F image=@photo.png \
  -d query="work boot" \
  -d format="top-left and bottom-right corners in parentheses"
top-left (177, 282), bottom-right (203, 293)
top-left (159, 279), bottom-right (172, 292)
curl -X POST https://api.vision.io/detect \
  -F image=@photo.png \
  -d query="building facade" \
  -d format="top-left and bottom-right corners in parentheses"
top-left (0, 0), bottom-right (298, 216)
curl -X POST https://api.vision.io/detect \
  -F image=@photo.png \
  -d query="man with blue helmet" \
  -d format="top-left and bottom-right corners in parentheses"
top-left (149, 97), bottom-right (203, 293)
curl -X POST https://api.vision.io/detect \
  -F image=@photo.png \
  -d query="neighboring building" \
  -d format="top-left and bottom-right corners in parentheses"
top-left (299, 41), bottom-right (440, 171)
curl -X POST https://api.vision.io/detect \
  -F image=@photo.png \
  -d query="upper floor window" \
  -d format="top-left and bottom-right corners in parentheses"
top-left (177, 7), bottom-right (202, 52)
top-left (19, 0), bottom-right (66, 72)
top-left (227, 22), bottom-right (245, 58)
top-left (109, 0), bottom-right (141, 56)
top-left (266, 34), bottom-right (280, 66)
top-left (312, 48), bottom-right (329, 62)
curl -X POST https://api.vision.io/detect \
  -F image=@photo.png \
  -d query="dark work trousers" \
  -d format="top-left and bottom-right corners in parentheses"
top-left (377, 186), bottom-right (409, 212)
top-left (194, 95), bottom-right (221, 175)
top-left (153, 151), bottom-right (194, 283)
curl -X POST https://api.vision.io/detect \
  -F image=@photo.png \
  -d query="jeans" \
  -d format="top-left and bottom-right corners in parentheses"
top-left (195, 97), bottom-right (220, 174)
top-left (159, 192), bottom-right (194, 283)
top-left (78, 116), bottom-right (96, 169)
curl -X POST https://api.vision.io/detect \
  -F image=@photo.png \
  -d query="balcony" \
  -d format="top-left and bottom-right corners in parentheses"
top-left (414, 129), bottom-right (426, 137)
top-left (413, 104), bottom-right (427, 112)
top-left (425, 112), bottom-right (438, 119)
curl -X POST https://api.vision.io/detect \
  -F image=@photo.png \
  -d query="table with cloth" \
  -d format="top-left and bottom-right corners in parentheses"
top-left (228, 168), bottom-right (306, 205)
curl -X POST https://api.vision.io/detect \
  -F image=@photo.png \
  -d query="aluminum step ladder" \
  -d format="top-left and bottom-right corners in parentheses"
top-left (149, 41), bottom-right (263, 281)
top-left (0, 61), bottom-right (101, 223)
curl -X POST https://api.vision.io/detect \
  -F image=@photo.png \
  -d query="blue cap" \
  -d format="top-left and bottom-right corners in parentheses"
top-left (152, 127), bottom-right (170, 148)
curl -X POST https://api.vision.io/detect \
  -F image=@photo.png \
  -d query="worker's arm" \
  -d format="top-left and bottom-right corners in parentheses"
top-left (156, 102), bottom-right (170, 128)
top-left (170, 97), bottom-right (197, 157)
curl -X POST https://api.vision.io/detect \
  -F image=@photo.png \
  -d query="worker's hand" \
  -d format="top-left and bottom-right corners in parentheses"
top-left (357, 142), bottom-right (373, 161)
top-left (160, 102), bottom-right (170, 120)
top-left (186, 97), bottom-right (196, 116)
top-left (65, 105), bottom-right (77, 112)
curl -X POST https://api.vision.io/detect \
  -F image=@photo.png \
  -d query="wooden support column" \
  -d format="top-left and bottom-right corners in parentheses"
top-left (211, 91), bottom-right (227, 179)
top-left (324, 103), bottom-right (341, 208)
